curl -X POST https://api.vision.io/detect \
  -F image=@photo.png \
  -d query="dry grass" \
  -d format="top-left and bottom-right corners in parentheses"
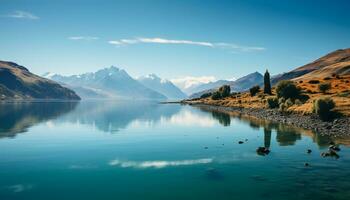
top-left (187, 75), bottom-right (350, 116)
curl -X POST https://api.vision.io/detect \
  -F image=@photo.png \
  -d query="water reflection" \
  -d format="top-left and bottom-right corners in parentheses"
top-left (1, 101), bottom-right (350, 148)
top-left (211, 111), bottom-right (231, 126)
top-left (0, 102), bottom-right (77, 138)
top-left (193, 105), bottom-right (350, 148)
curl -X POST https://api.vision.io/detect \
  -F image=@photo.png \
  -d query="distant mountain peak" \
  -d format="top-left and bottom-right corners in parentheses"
top-left (140, 73), bottom-right (170, 84)
top-left (137, 74), bottom-right (187, 99)
top-left (42, 72), bottom-right (57, 79)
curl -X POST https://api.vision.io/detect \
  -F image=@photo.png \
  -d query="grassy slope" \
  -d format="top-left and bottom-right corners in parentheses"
top-left (0, 61), bottom-right (80, 100)
top-left (186, 75), bottom-right (350, 116)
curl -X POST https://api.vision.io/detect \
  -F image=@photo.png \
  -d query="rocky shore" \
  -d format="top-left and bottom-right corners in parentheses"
top-left (181, 102), bottom-right (350, 136)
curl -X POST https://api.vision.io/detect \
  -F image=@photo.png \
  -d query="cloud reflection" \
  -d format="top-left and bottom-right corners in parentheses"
top-left (109, 158), bottom-right (213, 169)
top-left (6, 184), bottom-right (33, 193)
top-left (162, 110), bottom-right (217, 127)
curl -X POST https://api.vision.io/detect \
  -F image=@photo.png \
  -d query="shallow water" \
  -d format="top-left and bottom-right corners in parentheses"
top-left (0, 101), bottom-right (349, 200)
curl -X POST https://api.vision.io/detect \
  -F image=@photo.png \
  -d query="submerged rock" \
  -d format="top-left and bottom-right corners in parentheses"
top-left (321, 149), bottom-right (340, 159)
top-left (329, 145), bottom-right (341, 152)
top-left (205, 168), bottom-right (224, 181)
top-left (256, 147), bottom-right (270, 156)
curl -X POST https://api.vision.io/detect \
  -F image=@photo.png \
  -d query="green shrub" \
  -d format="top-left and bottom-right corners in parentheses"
top-left (295, 99), bottom-right (302, 105)
top-left (200, 92), bottom-right (212, 99)
top-left (298, 94), bottom-right (310, 103)
top-left (211, 91), bottom-right (221, 100)
top-left (218, 85), bottom-right (231, 98)
top-left (267, 97), bottom-right (279, 108)
top-left (249, 85), bottom-right (260, 96)
top-left (276, 80), bottom-right (301, 100)
top-left (278, 97), bottom-right (286, 105)
top-left (285, 98), bottom-right (294, 107)
top-left (312, 97), bottom-right (335, 121)
top-left (318, 83), bottom-right (331, 94)
top-left (279, 102), bottom-right (287, 112)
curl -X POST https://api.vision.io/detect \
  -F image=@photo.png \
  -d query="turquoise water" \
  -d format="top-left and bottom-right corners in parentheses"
top-left (0, 101), bottom-right (350, 200)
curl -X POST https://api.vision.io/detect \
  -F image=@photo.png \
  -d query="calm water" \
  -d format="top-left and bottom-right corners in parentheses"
top-left (0, 101), bottom-right (350, 200)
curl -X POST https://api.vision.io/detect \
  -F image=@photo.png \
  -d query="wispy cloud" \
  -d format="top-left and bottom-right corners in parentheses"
top-left (109, 158), bottom-right (213, 169)
top-left (109, 37), bottom-right (265, 52)
top-left (68, 36), bottom-right (99, 41)
top-left (6, 10), bottom-right (39, 20)
top-left (171, 76), bottom-right (217, 90)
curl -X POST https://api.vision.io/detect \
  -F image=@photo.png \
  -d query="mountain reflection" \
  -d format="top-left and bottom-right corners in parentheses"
top-left (59, 101), bottom-right (181, 133)
top-left (0, 101), bottom-right (78, 138)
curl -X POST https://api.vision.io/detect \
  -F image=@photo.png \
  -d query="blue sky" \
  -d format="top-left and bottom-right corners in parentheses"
top-left (1, 0), bottom-right (349, 86)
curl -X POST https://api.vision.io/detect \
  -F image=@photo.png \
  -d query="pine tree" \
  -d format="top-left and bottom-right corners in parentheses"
top-left (264, 70), bottom-right (272, 94)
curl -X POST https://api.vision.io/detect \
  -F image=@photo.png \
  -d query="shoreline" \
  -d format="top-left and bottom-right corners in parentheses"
top-left (180, 101), bottom-right (350, 136)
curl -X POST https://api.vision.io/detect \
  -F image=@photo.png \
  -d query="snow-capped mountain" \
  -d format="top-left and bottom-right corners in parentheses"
top-left (45, 66), bottom-right (167, 100)
top-left (137, 74), bottom-right (187, 100)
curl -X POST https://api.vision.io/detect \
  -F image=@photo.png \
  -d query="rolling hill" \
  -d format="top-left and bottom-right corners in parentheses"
top-left (0, 61), bottom-right (80, 100)
top-left (272, 48), bottom-right (350, 84)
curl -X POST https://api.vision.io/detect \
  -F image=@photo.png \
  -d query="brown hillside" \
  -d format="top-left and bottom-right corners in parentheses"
top-left (0, 61), bottom-right (80, 100)
top-left (272, 48), bottom-right (350, 84)
top-left (294, 61), bottom-right (350, 80)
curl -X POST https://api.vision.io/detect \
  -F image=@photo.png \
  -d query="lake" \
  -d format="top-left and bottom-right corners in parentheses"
top-left (0, 101), bottom-right (349, 200)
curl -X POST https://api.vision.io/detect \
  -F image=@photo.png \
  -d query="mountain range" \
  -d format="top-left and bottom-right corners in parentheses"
top-left (0, 61), bottom-right (80, 100)
top-left (45, 67), bottom-right (187, 100)
top-left (1, 48), bottom-right (349, 101)
top-left (45, 66), bottom-right (168, 100)
top-left (189, 72), bottom-right (263, 98)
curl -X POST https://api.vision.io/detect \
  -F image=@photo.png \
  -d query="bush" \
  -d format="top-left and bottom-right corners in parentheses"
top-left (267, 97), bottom-right (279, 108)
top-left (308, 80), bottom-right (320, 84)
top-left (318, 83), bottom-right (331, 93)
top-left (278, 97), bottom-right (286, 105)
top-left (279, 102), bottom-right (287, 112)
top-left (285, 98), bottom-right (294, 107)
top-left (200, 92), bottom-right (212, 99)
top-left (211, 91), bottom-right (221, 100)
top-left (295, 99), bottom-right (302, 105)
top-left (298, 94), bottom-right (310, 103)
top-left (312, 97), bottom-right (335, 121)
top-left (249, 85), bottom-right (260, 96)
top-left (218, 85), bottom-right (231, 98)
top-left (210, 85), bottom-right (231, 100)
top-left (276, 80), bottom-right (301, 100)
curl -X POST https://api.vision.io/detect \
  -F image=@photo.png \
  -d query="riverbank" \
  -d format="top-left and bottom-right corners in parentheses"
top-left (180, 101), bottom-right (350, 136)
